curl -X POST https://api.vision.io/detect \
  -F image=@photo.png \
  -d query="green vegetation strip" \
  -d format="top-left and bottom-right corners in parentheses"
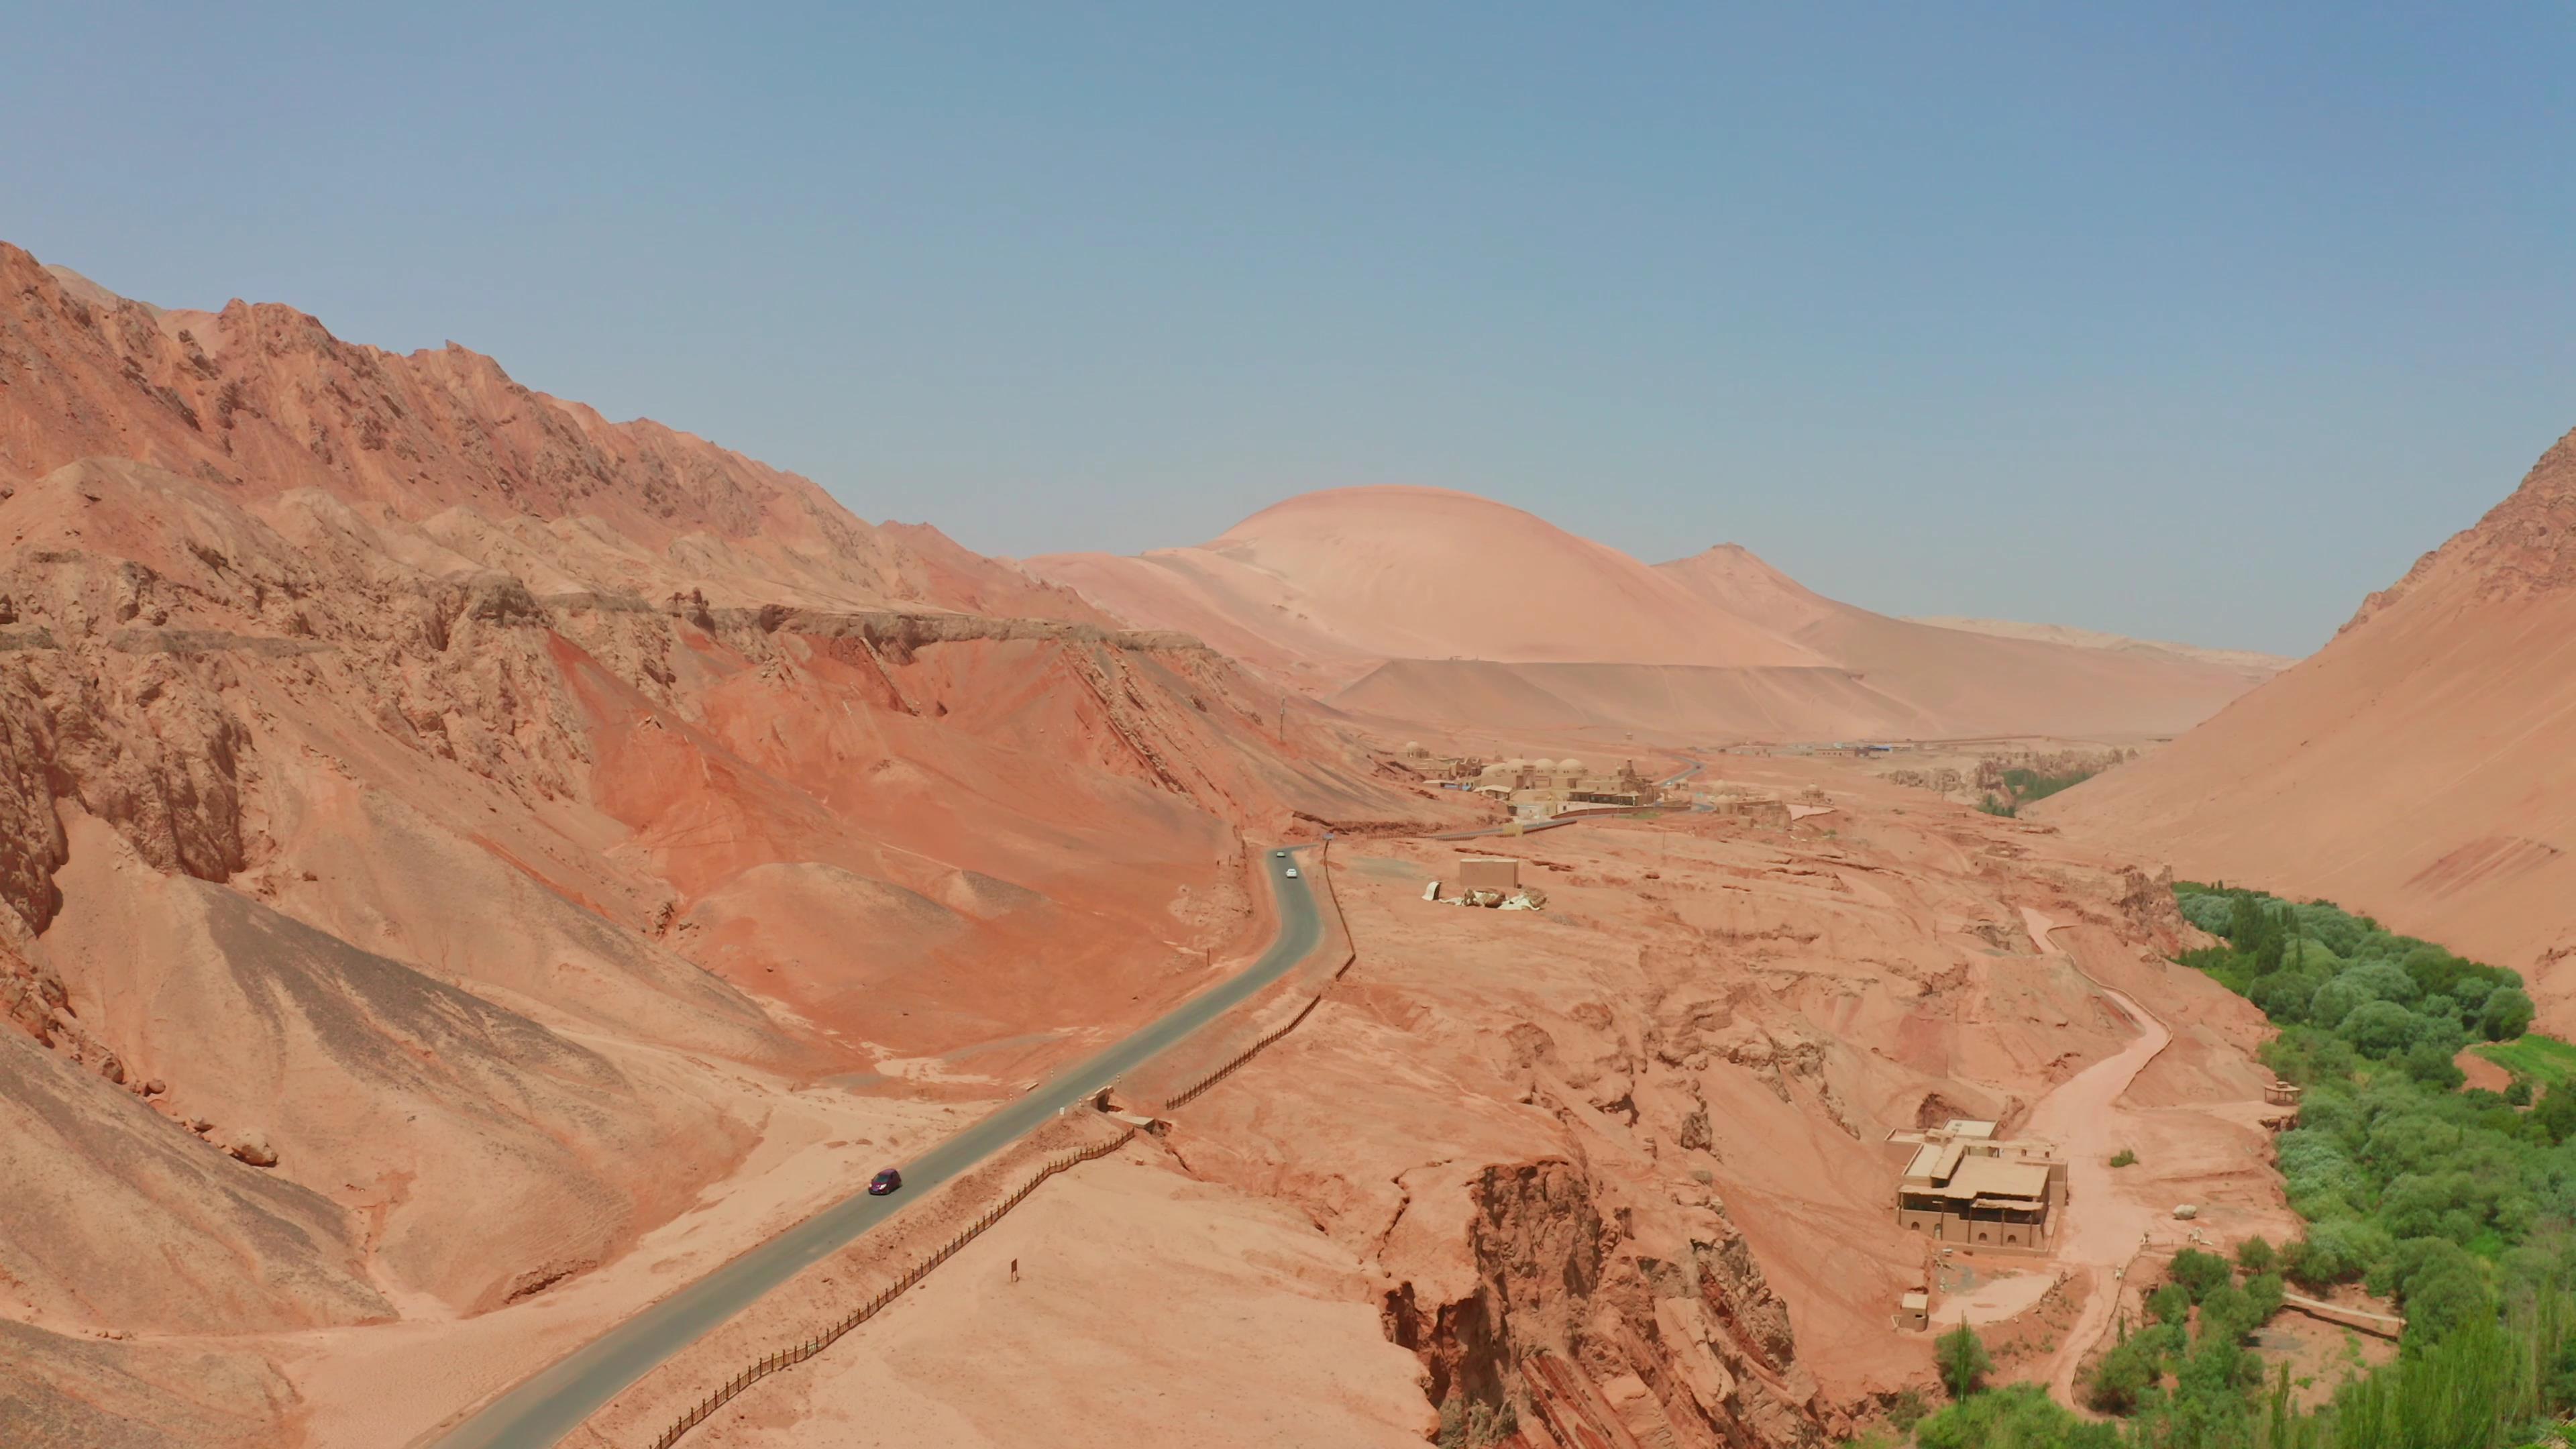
top-left (1897, 883), bottom-right (2576, 1449)
top-left (2479, 1034), bottom-right (2576, 1093)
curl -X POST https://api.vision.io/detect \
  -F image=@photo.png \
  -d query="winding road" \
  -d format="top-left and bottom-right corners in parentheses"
top-left (429, 847), bottom-right (1326, 1449)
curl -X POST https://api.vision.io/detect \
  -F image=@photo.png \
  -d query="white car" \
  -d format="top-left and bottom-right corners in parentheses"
top-left (1274, 849), bottom-right (1288, 858)
top-left (1284, 867), bottom-right (1299, 879)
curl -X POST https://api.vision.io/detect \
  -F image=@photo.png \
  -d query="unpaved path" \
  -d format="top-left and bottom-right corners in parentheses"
top-left (2014, 909), bottom-right (2174, 1410)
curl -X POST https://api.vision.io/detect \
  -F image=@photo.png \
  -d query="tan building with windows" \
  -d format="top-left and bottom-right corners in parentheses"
top-left (1890, 1120), bottom-right (2065, 1254)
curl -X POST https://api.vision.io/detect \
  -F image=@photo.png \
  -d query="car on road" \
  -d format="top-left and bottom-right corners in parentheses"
top-left (1274, 849), bottom-right (1287, 857)
top-left (867, 1168), bottom-right (902, 1196)
top-left (1284, 867), bottom-right (1299, 878)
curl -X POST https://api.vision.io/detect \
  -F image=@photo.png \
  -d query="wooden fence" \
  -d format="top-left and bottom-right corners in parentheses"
top-left (641, 1126), bottom-right (1137, 1449)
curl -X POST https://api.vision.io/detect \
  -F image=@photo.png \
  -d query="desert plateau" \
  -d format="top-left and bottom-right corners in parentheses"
top-left (7, 10), bottom-right (2574, 1449)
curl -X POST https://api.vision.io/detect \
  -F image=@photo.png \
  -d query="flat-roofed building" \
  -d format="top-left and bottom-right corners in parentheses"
top-left (1896, 1291), bottom-right (1930, 1333)
top-left (1890, 1119), bottom-right (2064, 1253)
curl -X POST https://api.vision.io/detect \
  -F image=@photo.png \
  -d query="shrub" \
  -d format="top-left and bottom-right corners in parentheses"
top-left (2535, 1086), bottom-right (2576, 1145)
top-left (2243, 1271), bottom-right (2286, 1325)
top-left (1934, 1322), bottom-right (1992, 1399)
top-left (2110, 1148), bottom-right (2137, 1167)
top-left (2346, 959), bottom-right (2422, 1005)
top-left (2235, 1236), bottom-right (2277, 1274)
top-left (2483, 987), bottom-right (2538, 1041)
top-left (2200, 1281), bottom-right (2255, 1340)
top-left (2402, 1040), bottom-right (2468, 1089)
top-left (2341, 999), bottom-right (2428, 1057)
top-left (2169, 1248), bottom-right (2234, 1302)
top-left (2149, 1282), bottom-right (2194, 1325)
top-left (2296, 1218), bottom-right (2394, 1287)
top-left (2086, 1338), bottom-right (2159, 1413)
top-left (1915, 1384), bottom-right (2120, 1449)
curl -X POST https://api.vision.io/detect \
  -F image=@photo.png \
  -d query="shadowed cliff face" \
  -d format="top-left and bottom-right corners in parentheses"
top-left (1387, 1160), bottom-right (1825, 1449)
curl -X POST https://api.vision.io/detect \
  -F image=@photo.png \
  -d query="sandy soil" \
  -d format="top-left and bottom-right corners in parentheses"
top-left (631, 1153), bottom-right (1436, 1449)
top-left (262, 1069), bottom-right (964, 1446)
top-left (766, 754), bottom-right (2295, 1446)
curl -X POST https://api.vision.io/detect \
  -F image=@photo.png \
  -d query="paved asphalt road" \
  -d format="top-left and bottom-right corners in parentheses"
top-left (429, 847), bottom-right (1324, 1449)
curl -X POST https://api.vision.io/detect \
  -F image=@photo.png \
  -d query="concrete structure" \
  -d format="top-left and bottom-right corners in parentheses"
top-left (1896, 1291), bottom-right (1930, 1333)
top-left (2263, 1080), bottom-right (2304, 1108)
top-left (1890, 1119), bottom-right (2065, 1254)
top-left (1458, 857), bottom-right (1520, 893)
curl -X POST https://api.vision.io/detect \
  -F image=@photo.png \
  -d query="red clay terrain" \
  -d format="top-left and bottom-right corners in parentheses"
top-left (611, 759), bottom-right (2303, 1448)
top-left (0, 244), bottom-right (1483, 1446)
top-left (2041, 426), bottom-right (2576, 1028)
top-left (0, 242), bottom-right (2310, 1449)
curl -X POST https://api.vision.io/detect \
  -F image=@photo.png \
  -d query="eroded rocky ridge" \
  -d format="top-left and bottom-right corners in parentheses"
top-left (0, 244), bottom-right (1479, 1445)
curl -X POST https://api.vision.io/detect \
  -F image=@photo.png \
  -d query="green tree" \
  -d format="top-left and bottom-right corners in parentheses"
top-left (2534, 1085), bottom-right (2576, 1146)
top-left (2085, 1338), bottom-right (2158, 1414)
top-left (2199, 1281), bottom-right (2255, 1340)
top-left (1935, 1322), bottom-right (1992, 1399)
top-left (1916, 1384), bottom-right (2121, 1449)
top-left (2168, 1247), bottom-right (2233, 1302)
top-left (2483, 986), bottom-right (2537, 1041)
top-left (2149, 1282), bottom-right (2194, 1325)
top-left (2242, 1272), bottom-right (2286, 1326)
top-left (2235, 1236), bottom-right (2277, 1274)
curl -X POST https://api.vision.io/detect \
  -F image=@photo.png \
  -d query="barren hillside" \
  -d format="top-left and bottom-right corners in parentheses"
top-left (2043, 426), bottom-right (2576, 1026)
top-left (0, 241), bottom-right (1479, 1446)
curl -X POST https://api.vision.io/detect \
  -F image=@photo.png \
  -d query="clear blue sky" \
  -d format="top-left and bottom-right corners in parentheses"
top-left (10, 3), bottom-right (2570, 654)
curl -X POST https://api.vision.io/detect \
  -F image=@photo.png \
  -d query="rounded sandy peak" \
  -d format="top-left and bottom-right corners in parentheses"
top-left (1211, 483), bottom-right (1560, 545)
top-left (1179, 484), bottom-right (1825, 669)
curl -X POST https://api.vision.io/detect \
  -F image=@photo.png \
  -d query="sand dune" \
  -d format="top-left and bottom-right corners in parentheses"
top-left (1038, 488), bottom-right (2287, 743)
top-left (1660, 545), bottom-right (2286, 740)
top-left (1030, 486), bottom-right (1825, 688)
top-left (1902, 615), bottom-right (2298, 675)
top-left (2042, 426), bottom-right (2576, 1023)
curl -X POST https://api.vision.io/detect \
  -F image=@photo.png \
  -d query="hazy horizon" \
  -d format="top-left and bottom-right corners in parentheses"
top-left (11, 3), bottom-right (2570, 655)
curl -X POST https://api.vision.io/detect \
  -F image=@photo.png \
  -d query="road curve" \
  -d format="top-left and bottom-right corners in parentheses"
top-left (428, 849), bottom-right (1325, 1449)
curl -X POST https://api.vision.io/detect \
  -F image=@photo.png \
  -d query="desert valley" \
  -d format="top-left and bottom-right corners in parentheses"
top-left (4, 225), bottom-right (2572, 1449)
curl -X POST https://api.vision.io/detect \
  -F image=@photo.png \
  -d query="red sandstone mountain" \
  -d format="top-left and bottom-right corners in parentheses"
top-left (1033, 489), bottom-right (2285, 743)
top-left (0, 243), bottom-right (1482, 1444)
top-left (2042, 426), bottom-right (2576, 1023)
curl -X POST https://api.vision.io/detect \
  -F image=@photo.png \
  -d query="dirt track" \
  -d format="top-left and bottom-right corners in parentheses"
top-left (2014, 910), bottom-right (2175, 1409)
